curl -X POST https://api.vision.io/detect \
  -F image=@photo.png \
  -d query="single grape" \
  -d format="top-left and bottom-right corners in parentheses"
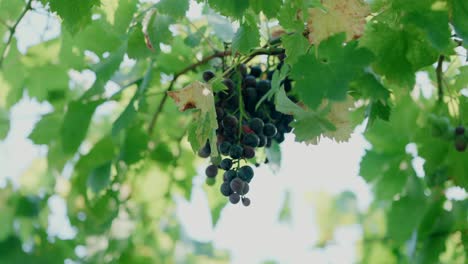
top-left (215, 106), bottom-right (225, 120)
top-left (229, 193), bottom-right (241, 204)
top-left (455, 126), bottom-right (465, 136)
top-left (242, 197), bottom-right (251, 207)
top-left (222, 78), bottom-right (235, 92)
top-left (243, 87), bottom-right (257, 102)
top-left (243, 133), bottom-right (260, 148)
top-left (238, 64), bottom-right (248, 76)
top-left (219, 141), bottom-right (232, 156)
top-left (263, 123), bottom-right (278, 138)
top-left (249, 118), bottom-right (264, 134)
top-left (230, 177), bottom-right (244, 193)
top-left (203, 70), bottom-right (215, 82)
top-left (240, 182), bottom-right (249, 195)
top-left (274, 133), bottom-right (285, 143)
top-left (205, 177), bottom-right (216, 186)
top-left (238, 166), bottom-right (254, 182)
top-left (455, 137), bottom-right (467, 152)
top-left (205, 164), bottom-right (218, 178)
top-left (257, 80), bottom-right (271, 94)
top-left (250, 66), bottom-right (262, 78)
top-left (258, 134), bottom-right (267, 147)
top-left (284, 77), bottom-right (292, 92)
top-left (229, 145), bottom-right (243, 159)
top-left (222, 114), bottom-right (238, 129)
top-left (197, 142), bottom-right (211, 158)
top-left (220, 182), bottom-right (232, 196)
top-left (220, 158), bottom-right (233, 170)
top-left (223, 170), bottom-right (237, 182)
top-left (243, 146), bottom-right (255, 159)
top-left (243, 75), bottom-right (257, 87)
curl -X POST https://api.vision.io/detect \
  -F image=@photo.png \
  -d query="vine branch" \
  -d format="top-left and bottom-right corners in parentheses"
top-left (0, 0), bottom-right (33, 68)
top-left (147, 47), bottom-right (285, 136)
top-left (436, 55), bottom-right (445, 103)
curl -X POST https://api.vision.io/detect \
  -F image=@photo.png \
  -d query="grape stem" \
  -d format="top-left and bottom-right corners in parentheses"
top-left (436, 55), bottom-right (444, 103)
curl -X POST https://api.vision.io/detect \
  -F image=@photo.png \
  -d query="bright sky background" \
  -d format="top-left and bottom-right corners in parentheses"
top-left (1, 1), bottom-right (467, 263)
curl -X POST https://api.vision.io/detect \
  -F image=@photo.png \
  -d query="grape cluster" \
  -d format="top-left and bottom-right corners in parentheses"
top-left (198, 62), bottom-right (294, 206)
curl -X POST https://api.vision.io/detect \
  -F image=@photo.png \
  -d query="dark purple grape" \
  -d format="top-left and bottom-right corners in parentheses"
top-left (220, 182), bottom-right (232, 196)
top-left (203, 70), bottom-right (215, 82)
top-left (455, 137), bottom-right (467, 152)
top-left (229, 145), bottom-right (243, 159)
top-left (263, 123), bottom-right (278, 138)
top-left (222, 115), bottom-right (238, 129)
top-left (249, 118), bottom-right (264, 134)
top-left (257, 80), bottom-right (271, 94)
top-left (230, 177), bottom-right (244, 193)
top-left (240, 182), bottom-right (249, 195)
top-left (238, 166), bottom-right (254, 182)
top-left (238, 64), bottom-right (248, 76)
top-left (205, 164), bottom-right (218, 178)
top-left (242, 133), bottom-right (260, 148)
top-left (243, 75), bottom-right (257, 87)
top-left (258, 134), bottom-right (267, 147)
top-left (197, 142), bottom-right (211, 158)
top-left (243, 87), bottom-right (257, 102)
top-left (219, 141), bottom-right (231, 156)
top-left (223, 170), bottom-right (237, 182)
top-left (220, 158), bottom-right (233, 170)
top-left (243, 146), bottom-right (255, 159)
top-left (250, 66), bottom-right (262, 78)
top-left (241, 197), bottom-right (251, 206)
top-left (215, 106), bottom-right (225, 120)
top-left (274, 133), bottom-right (285, 143)
top-left (222, 78), bottom-right (235, 92)
top-left (229, 193), bottom-right (241, 204)
top-left (455, 126), bottom-right (465, 136)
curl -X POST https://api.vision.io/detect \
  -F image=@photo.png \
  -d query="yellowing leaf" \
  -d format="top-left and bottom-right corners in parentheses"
top-left (307, 0), bottom-right (370, 44)
top-left (322, 97), bottom-right (355, 143)
top-left (168, 81), bottom-right (219, 157)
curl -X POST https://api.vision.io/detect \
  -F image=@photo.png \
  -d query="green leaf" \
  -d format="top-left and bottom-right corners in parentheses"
top-left (26, 64), bottom-right (68, 102)
top-left (157, 0), bottom-right (189, 18)
top-left (48, 0), bottom-right (100, 34)
top-left (232, 16), bottom-right (260, 55)
top-left (250, 0), bottom-right (282, 18)
top-left (76, 136), bottom-right (116, 172)
top-left (120, 125), bottom-right (149, 165)
top-left (0, 108), bottom-right (9, 140)
top-left (291, 112), bottom-right (335, 143)
top-left (403, 10), bottom-right (451, 51)
top-left (113, 0), bottom-right (138, 35)
top-left (281, 33), bottom-right (310, 65)
top-left (290, 34), bottom-right (374, 109)
top-left (28, 113), bottom-right (62, 145)
top-left (128, 25), bottom-right (152, 59)
top-left (278, 0), bottom-right (304, 31)
top-left (451, 0), bottom-right (468, 45)
top-left (87, 162), bottom-right (112, 193)
top-left (387, 193), bottom-right (427, 244)
top-left (147, 13), bottom-right (174, 49)
top-left (61, 100), bottom-right (102, 154)
top-left (82, 42), bottom-right (128, 99)
top-left (207, 0), bottom-right (249, 18)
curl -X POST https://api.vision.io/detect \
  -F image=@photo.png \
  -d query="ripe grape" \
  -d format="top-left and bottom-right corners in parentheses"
top-left (249, 118), bottom-right (264, 134)
top-left (205, 164), bottom-right (218, 178)
top-left (203, 70), bottom-right (215, 82)
top-left (240, 182), bottom-right (249, 195)
top-left (220, 182), bottom-right (232, 196)
top-left (243, 146), bottom-right (255, 159)
top-left (263, 123), bottom-right (278, 137)
top-left (455, 126), bottom-right (465, 136)
top-left (222, 114), bottom-right (238, 129)
top-left (257, 80), bottom-right (271, 94)
top-left (219, 141), bottom-right (232, 155)
top-left (229, 144), bottom-right (243, 159)
top-left (222, 78), bottom-right (235, 91)
top-left (223, 170), bottom-right (237, 182)
top-left (197, 142), bottom-right (211, 158)
top-left (243, 133), bottom-right (260, 148)
top-left (229, 193), bottom-right (241, 204)
top-left (238, 64), bottom-right (248, 76)
top-left (250, 66), bottom-right (262, 78)
top-left (230, 177), bottom-right (244, 193)
top-left (455, 137), bottom-right (467, 152)
top-left (238, 166), bottom-right (254, 182)
top-left (241, 197), bottom-right (251, 207)
top-left (244, 75), bottom-right (257, 87)
top-left (220, 158), bottom-right (233, 170)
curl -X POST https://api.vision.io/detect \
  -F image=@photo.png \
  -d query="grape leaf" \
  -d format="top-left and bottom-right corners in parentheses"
top-left (232, 16), bottom-right (260, 55)
top-left (250, 0), bottom-right (282, 18)
top-left (147, 12), bottom-right (174, 50)
top-left (48, 0), bottom-right (100, 34)
top-left (120, 125), bottom-right (149, 165)
top-left (28, 113), bottom-right (62, 145)
top-left (403, 10), bottom-right (450, 51)
top-left (451, 0), bottom-right (468, 45)
top-left (76, 136), bottom-right (116, 172)
top-left (281, 32), bottom-right (310, 64)
top-left (207, 0), bottom-right (249, 18)
top-left (87, 162), bottom-right (112, 193)
top-left (321, 98), bottom-right (355, 143)
top-left (307, 0), bottom-right (370, 44)
top-left (61, 100), bottom-right (103, 154)
top-left (157, 0), bottom-right (189, 18)
top-left (168, 81), bottom-right (219, 158)
top-left (290, 34), bottom-right (373, 109)
top-left (0, 108), bottom-right (9, 140)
